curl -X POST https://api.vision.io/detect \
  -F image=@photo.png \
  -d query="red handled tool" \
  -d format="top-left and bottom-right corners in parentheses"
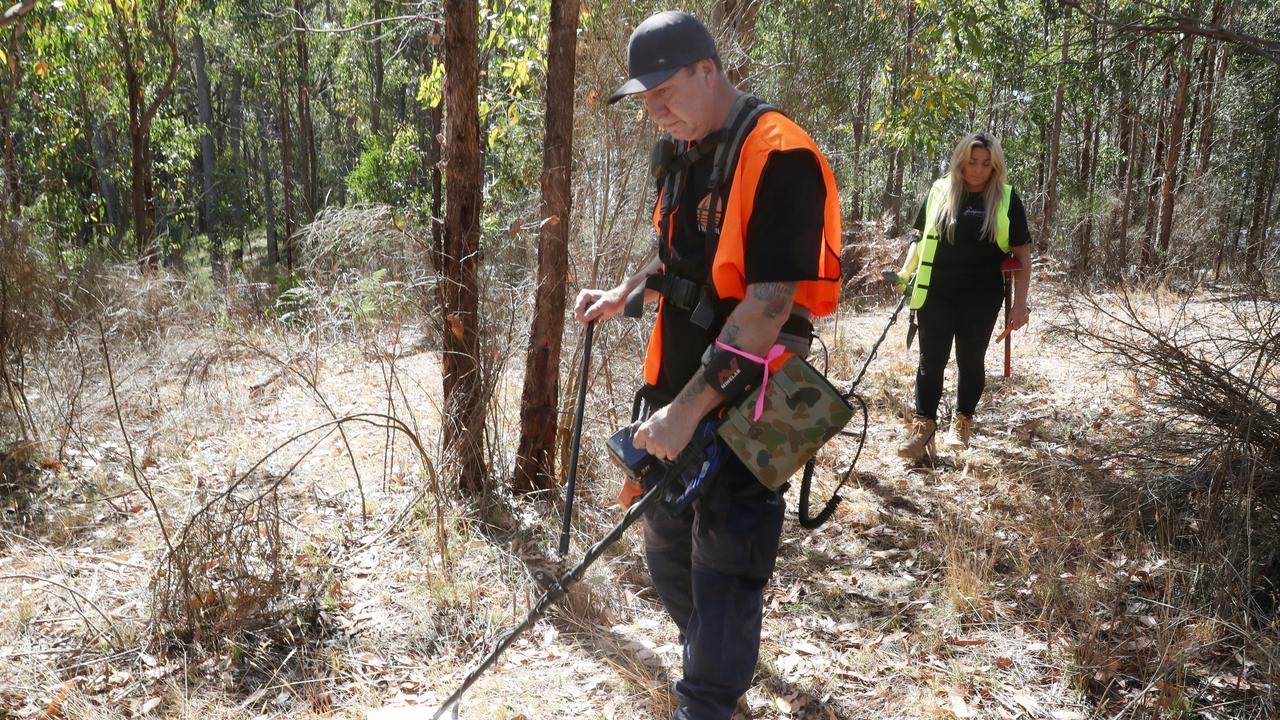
top-left (999, 256), bottom-right (1024, 378)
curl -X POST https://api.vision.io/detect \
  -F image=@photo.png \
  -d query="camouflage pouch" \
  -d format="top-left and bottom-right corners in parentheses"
top-left (716, 355), bottom-right (854, 490)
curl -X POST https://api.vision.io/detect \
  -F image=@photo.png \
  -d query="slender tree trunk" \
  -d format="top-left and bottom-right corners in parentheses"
top-left (1038, 21), bottom-right (1068, 253)
top-left (193, 30), bottom-right (223, 284)
top-left (229, 70), bottom-right (245, 263)
top-left (1156, 35), bottom-right (1194, 258)
top-left (1244, 140), bottom-right (1274, 279)
top-left (1, 30), bottom-right (20, 215)
top-left (257, 107), bottom-right (278, 268)
top-left (294, 0), bottom-right (319, 219)
top-left (371, 0), bottom-right (385, 135)
top-left (278, 68), bottom-right (296, 274)
top-left (881, 1), bottom-right (915, 234)
top-left (1142, 66), bottom-right (1173, 268)
top-left (442, 0), bottom-right (488, 495)
top-left (1114, 93), bottom-right (1136, 273)
top-left (849, 86), bottom-right (868, 222)
top-left (513, 0), bottom-right (580, 493)
top-left (1197, 38), bottom-right (1230, 178)
top-left (109, 0), bottom-right (180, 266)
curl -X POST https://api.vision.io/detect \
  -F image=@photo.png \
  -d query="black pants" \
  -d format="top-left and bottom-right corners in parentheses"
top-left (643, 450), bottom-right (785, 720)
top-left (914, 286), bottom-right (1004, 420)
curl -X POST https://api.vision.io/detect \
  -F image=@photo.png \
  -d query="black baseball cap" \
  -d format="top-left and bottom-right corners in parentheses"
top-left (608, 11), bottom-right (718, 104)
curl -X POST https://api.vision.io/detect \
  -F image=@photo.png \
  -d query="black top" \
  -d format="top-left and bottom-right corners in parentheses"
top-left (910, 187), bottom-right (1029, 294)
top-left (654, 143), bottom-right (826, 398)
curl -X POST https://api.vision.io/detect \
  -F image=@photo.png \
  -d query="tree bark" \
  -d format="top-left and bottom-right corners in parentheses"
top-left (1, 28), bottom-right (20, 215)
top-left (1142, 65), bottom-right (1173, 268)
top-left (442, 0), bottom-right (488, 495)
top-left (293, 0), bottom-right (319, 219)
top-left (1038, 21), bottom-right (1068, 253)
top-left (849, 86), bottom-right (869, 223)
top-left (1156, 35), bottom-right (1194, 258)
top-left (257, 107), bottom-right (278, 268)
top-left (1114, 92), bottom-right (1136, 272)
top-left (229, 70), bottom-right (245, 263)
top-left (371, 0), bottom-right (385, 135)
top-left (880, 1), bottom-right (915, 235)
top-left (278, 67), bottom-right (296, 273)
top-left (1244, 139), bottom-right (1274, 279)
top-left (193, 30), bottom-right (223, 284)
top-left (109, 0), bottom-right (181, 266)
top-left (513, 0), bottom-right (580, 493)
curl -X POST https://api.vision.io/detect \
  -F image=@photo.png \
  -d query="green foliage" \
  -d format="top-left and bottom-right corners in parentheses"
top-left (345, 130), bottom-right (421, 209)
top-left (336, 268), bottom-right (408, 326)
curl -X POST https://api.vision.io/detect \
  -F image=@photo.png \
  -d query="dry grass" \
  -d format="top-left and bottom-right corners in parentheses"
top-left (3, 210), bottom-right (1279, 719)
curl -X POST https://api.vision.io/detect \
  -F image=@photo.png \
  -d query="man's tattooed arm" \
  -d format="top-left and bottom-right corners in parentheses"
top-left (668, 282), bottom-right (798, 411)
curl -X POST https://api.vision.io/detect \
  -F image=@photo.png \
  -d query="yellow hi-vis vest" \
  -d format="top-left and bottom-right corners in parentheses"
top-left (906, 177), bottom-right (1012, 310)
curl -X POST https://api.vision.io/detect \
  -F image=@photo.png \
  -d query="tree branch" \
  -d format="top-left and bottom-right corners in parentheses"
top-left (0, 1), bottom-right (35, 30)
top-left (1062, 0), bottom-right (1280, 66)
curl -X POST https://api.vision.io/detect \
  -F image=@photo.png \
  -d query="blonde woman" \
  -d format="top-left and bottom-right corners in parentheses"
top-left (894, 133), bottom-right (1032, 460)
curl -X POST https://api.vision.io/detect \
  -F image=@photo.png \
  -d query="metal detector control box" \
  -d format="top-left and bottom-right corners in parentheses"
top-left (606, 422), bottom-right (659, 480)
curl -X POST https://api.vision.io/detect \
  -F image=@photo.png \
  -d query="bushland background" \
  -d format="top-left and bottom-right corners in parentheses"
top-left (1, 0), bottom-right (1278, 718)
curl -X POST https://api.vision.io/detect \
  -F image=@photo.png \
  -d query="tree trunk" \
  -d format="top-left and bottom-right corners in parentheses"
top-left (880, 1), bottom-right (915, 235)
top-left (278, 68), bottom-right (296, 273)
top-left (229, 70), bottom-right (245, 263)
top-left (1244, 139), bottom-right (1274, 279)
top-left (371, 0), bottom-right (385, 135)
top-left (258, 107), bottom-right (278, 268)
top-left (1, 30), bottom-right (20, 215)
top-left (293, 0), bottom-right (319, 219)
top-left (1142, 66), bottom-right (1173, 268)
top-left (849, 86), bottom-right (868, 223)
top-left (513, 0), bottom-right (580, 493)
top-left (1038, 21), bottom-right (1068, 253)
top-left (193, 30), bottom-right (223, 285)
top-left (713, 0), bottom-right (761, 87)
top-left (1156, 35), bottom-right (1194, 259)
top-left (110, 0), bottom-right (181, 266)
top-left (442, 0), bottom-right (488, 495)
top-left (1197, 38), bottom-right (1230, 178)
top-left (1114, 93), bottom-right (1136, 273)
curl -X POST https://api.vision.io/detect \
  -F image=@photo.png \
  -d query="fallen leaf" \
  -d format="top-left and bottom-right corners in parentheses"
top-left (1010, 688), bottom-right (1040, 714)
top-left (995, 657), bottom-right (1013, 669)
top-left (139, 697), bottom-right (162, 715)
top-left (945, 689), bottom-right (977, 718)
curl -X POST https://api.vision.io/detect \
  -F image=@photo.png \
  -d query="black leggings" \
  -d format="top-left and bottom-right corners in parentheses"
top-left (914, 287), bottom-right (1004, 420)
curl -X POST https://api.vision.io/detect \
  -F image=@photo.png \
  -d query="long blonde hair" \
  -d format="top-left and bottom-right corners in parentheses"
top-left (935, 132), bottom-right (1007, 243)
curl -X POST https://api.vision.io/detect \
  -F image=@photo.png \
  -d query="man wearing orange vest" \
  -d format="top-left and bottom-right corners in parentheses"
top-left (574, 11), bottom-right (841, 719)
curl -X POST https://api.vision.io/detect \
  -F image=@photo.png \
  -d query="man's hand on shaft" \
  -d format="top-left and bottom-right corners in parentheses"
top-left (574, 286), bottom-right (626, 325)
top-left (632, 404), bottom-right (699, 462)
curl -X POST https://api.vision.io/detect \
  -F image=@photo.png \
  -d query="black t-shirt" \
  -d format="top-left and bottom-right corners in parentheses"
top-left (654, 141), bottom-right (826, 398)
top-left (910, 187), bottom-right (1029, 294)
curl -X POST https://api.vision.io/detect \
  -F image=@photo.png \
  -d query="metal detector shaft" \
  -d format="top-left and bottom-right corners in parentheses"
top-left (432, 445), bottom-right (707, 719)
top-left (431, 483), bottom-right (663, 719)
top-left (558, 321), bottom-right (595, 556)
top-left (847, 272), bottom-right (913, 392)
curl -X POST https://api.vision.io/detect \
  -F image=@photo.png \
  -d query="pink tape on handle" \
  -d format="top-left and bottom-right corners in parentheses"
top-left (714, 341), bottom-right (786, 421)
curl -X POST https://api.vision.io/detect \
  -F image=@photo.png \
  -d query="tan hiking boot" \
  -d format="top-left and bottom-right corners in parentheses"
top-left (897, 416), bottom-right (937, 460)
top-left (943, 413), bottom-right (973, 450)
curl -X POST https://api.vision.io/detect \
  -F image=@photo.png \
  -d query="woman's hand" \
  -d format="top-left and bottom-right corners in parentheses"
top-left (1008, 301), bottom-right (1030, 330)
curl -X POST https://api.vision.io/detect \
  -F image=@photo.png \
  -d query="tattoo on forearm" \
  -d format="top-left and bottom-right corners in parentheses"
top-left (719, 321), bottom-right (740, 347)
top-left (673, 371), bottom-right (709, 408)
top-left (749, 282), bottom-right (797, 320)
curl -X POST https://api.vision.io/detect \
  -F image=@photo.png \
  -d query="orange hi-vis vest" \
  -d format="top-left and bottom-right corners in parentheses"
top-left (643, 109), bottom-right (843, 387)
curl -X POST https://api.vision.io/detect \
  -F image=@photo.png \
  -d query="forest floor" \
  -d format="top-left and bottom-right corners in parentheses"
top-left (1, 272), bottom-right (1276, 720)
